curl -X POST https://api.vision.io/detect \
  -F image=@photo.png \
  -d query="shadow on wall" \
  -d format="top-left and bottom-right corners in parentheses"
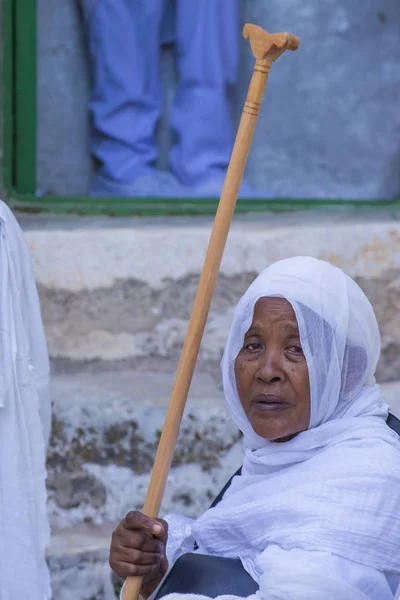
top-left (37, 0), bottom-right (400, 199)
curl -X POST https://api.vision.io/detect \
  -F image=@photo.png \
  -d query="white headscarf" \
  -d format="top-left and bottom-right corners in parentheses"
top-left (0, 202), bottom-right (51, 599)
top-left (190, 257), bottom-right (400, 599)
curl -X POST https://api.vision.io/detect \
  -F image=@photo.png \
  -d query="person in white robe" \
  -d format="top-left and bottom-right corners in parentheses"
top-left (0, 201), bottom-right (51, 600)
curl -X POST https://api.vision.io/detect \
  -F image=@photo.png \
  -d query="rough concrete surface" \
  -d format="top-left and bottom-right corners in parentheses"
top-left (46, 369), bottom-right (243, 599)
top-left (48, 530), bottom-right (116, 600)
top-left (37, 0), bottom-right (400, 199)
top-left (18, 211), bottom-right (400, 382)
top-left (47, 370), bottom-right (241, 529)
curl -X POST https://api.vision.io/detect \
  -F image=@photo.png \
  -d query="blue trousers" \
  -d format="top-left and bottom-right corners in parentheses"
top-left (81, 0), bottom-right (240, 185)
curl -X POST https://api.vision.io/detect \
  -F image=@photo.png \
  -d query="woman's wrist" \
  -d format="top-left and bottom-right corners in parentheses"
top-left (141, 578), bottom-right (161, 600)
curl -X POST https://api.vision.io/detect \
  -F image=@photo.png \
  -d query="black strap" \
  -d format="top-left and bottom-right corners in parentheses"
top-left (209, 466), bottom-right (243, 509)
top-left (193, 467), bottom-right (242, 550)
top-left (387, 412), bottom-right (400, 436)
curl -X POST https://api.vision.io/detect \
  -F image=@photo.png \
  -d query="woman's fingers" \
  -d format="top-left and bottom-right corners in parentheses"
top-left (123, 511), bottom-right (168, 541)
top-left (115, 547), bottom-right (162, 567)
top-left (109, 511), bottom-right (169, 583)
top-left (110, 559), bottom-right (160, 579)
top-left (109, 545), bottom-right (162, 578)
top-left (114, 527), bottom-right (164, 553)
top-left (155, 518), bottom-right (169, 545)
top-left (116, 511), bottom-right (168, 551)
top-left (123, 511), bottom-right (161, 534)
top-left (158, 553), bottom-right (169, 575)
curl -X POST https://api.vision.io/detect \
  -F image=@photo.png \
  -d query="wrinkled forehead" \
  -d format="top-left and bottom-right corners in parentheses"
top-left (249, 297), bottom-right (299, 328)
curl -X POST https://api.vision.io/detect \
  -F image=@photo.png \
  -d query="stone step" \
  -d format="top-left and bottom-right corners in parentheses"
top-left (48, 368), bottom-right (243, 530)
top-left (48, 367), bottom-right (400, 530)
top-left (18, 210), bottom-right (400, 382)
top-left (48, 523), bottom-right (115, 600)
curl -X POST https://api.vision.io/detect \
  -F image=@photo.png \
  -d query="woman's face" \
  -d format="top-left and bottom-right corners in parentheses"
top-left (234, 297), bottom-right (311, 442)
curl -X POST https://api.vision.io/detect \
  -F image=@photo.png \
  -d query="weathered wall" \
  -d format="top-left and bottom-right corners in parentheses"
top-left (37, 0), bottom-right (400, 199)
top-left (20, 210), bottom-right (400, 383)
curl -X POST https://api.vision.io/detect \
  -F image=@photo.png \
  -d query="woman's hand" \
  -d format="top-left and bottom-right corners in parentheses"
top-left (109, 511), bottom-right (169, 599)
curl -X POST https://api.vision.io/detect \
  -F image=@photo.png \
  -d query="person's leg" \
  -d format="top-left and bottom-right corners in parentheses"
top-left (169, 0), bottom-right (239, 187)
top-left (80, 0), bottom-right (164, 186)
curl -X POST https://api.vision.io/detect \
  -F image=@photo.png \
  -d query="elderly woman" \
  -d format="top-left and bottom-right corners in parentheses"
top-left (110, 257), bottom-right (400, 600)
top-left (0, 201), bottom-right (51, 599)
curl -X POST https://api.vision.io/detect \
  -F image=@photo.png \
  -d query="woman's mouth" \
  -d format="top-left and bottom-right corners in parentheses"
top-left (251, 394), bottom-right (291, 412)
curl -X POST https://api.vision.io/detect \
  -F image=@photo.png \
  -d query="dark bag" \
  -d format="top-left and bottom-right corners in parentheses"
top-left (154, 553), bottom-right (258, 599)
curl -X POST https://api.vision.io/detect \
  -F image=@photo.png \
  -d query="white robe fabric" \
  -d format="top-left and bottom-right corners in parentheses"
top-left (0, 202), bottom-right (51, 599)
top-left (162, 257), bottom-right (400, 600)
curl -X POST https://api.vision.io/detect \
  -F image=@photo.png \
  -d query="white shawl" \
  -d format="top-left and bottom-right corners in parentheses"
top-left (0, 202), bottom-right (51, 599)
top-left (164, 257), bottom-right (400, 600)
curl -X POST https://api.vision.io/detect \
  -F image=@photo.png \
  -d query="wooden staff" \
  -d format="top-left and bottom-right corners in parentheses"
top-left (122, 24), bottom-right (299, 600)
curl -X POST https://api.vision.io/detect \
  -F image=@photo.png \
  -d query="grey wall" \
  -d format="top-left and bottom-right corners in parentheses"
top-left (37, 0), bottom-right (400, 199)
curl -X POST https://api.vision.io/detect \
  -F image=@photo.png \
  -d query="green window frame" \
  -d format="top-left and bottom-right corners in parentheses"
top-left (2, 0), bottom-right (399, 216)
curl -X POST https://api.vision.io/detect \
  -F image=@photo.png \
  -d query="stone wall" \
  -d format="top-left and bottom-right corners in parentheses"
top-left (48, 370), bottom-right (242, 528)
top-left (37, 0), bottom-right (400, 199)
top-left (22, 211), bottom-right (400, 382)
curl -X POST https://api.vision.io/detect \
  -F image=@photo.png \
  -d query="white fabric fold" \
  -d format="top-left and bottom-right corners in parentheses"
top-left (0, 202), bottom-right (51, 599)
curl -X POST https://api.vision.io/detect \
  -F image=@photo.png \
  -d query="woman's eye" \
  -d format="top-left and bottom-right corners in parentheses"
top-left (287, 345), bottom-right (303, 354)
top-left (244, 342), bottom-right (262, 351)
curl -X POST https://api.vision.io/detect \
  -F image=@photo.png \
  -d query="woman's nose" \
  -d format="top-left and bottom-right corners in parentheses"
top-left (256, 351), bottom-right (284, 383)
